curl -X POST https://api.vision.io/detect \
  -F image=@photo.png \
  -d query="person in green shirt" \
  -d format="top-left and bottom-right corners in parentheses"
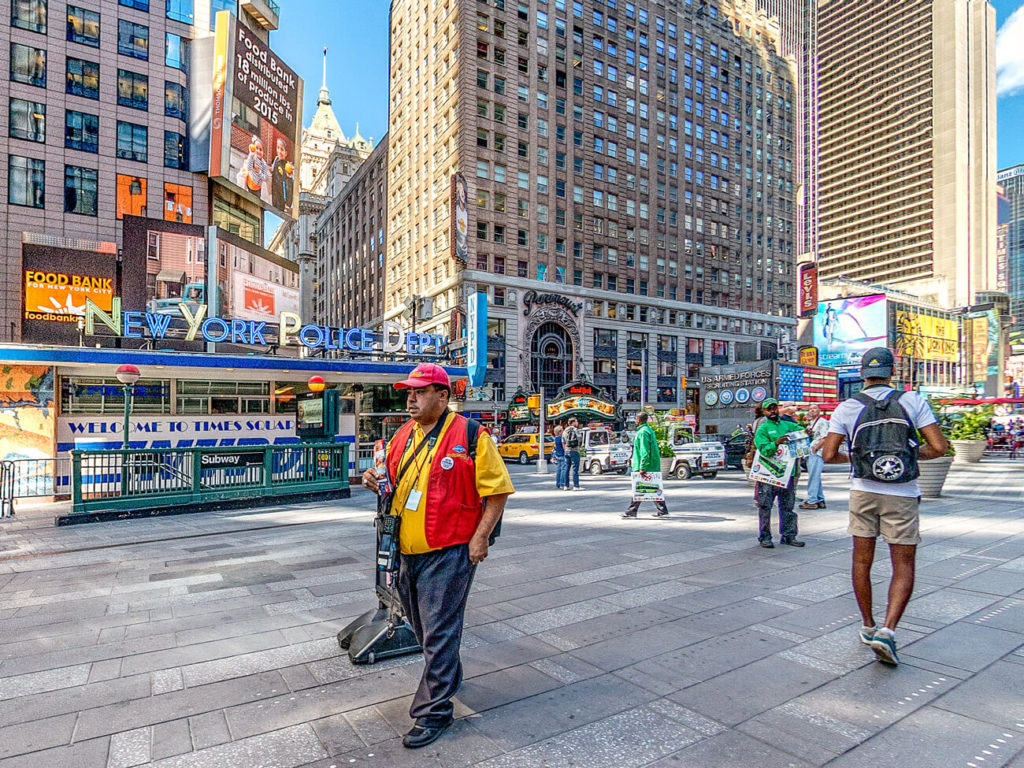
top-left (622, 412), bottom-right (669, 518)
top-left (753, 398), bottom-right (808, 548)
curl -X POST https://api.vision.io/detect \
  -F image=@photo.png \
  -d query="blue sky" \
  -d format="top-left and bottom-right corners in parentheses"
top-left (270, 1), bottom-right (1024, 172)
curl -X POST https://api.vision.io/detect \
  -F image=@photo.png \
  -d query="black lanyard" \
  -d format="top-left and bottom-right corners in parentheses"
top-left (395, 411), bottom-right (451, 491)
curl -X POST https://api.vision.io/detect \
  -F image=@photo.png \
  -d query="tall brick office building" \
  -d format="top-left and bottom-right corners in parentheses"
top-left (378, 0), bottom-right (798, 416)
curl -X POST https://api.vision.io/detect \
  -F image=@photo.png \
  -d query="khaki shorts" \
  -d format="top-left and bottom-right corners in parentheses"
top-left (848, 490), bottom-right (921, 545)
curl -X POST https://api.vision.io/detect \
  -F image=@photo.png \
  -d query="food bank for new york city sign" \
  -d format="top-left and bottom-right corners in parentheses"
top-left (84, 297), bottom-right (446, 354)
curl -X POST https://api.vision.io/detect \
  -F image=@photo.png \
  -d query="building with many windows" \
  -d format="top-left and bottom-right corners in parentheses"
top-left (998, 165), bottom-right (1024, 320)
top-left (0, 0), bottom-right (290, 342)
top-left (817, 0), bottom-right (998, 310)
top-left (379, 0), bottom-right (799, 417)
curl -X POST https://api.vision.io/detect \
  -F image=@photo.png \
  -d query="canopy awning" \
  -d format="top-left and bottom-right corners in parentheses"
top-left (155, 269), bottom-right (186, 283)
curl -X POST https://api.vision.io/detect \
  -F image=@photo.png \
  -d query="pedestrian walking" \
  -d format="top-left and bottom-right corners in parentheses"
top-left (820, 348), bottom-right (948, 666)
top-left (753, 398), bottom-right (807, 548)
top-left (800, 404), bottom-right (829, 510)
top-left (563, 417), bottom-right (583, 490)
top-left (361, 363), bottom-right (514, 747)
top-left (553, 425), bottom-right (568, 489)
top-left (622, 412), bottom-right (669, 518)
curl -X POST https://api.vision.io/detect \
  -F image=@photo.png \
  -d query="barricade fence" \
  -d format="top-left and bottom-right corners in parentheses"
top-left (71, 443), bottom-right (349, 517)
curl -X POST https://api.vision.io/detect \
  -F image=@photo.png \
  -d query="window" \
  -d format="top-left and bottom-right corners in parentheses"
top-left (165, 0), bottom-right (193, 23)
top-left (164, 81), bottom-right (187, 118)
top-left (67, 6), bottom-right (100, 46)
top-left (116, 174), bottom-right (147, 219)
top-left (165, 32), bottom-right (187, 69)
top-left (11, 43), bottom-right (46, 87)
top-left (66, 57), bottom-right (99, 98)
top-left (120, 0), bottom-right (149, 9)
top-left (118, 69), bottom-right (149, 109)
top-left (64, 165), bottom-right (98, 215)
top-left (12, 0), bottom-right (47, 33)
top-left (163, 131), bottom-right (187, 168)
top-left (116, 121), bottom-right (148, 161)
top-left (65, 110), bottom-right (99, 152)
top-left (209, 0), bottom-right (234, 28)
top-left (9, 99), bottom-right (45, 143)
top-left (537, 263), bottom-right (547, 281)
top-left (163, 182), bottom-right (192, 222)
top-left (9, 155), bottom-right (45, 208)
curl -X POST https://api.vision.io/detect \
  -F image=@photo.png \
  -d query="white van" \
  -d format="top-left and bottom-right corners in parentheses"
top-left (580, 427), bottom-right (631, 475)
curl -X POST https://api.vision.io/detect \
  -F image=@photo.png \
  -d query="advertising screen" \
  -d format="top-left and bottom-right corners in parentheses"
top-left (451, 173), bottom-right (468, 263)
top-left (209, 11), bottom-right (302, 221)
top-left (893, 311), bottom-right (959, 363)
top-left (21, 237), bottom-right (118, 345)
top-left (812, 294), bottom-right (888, 368)
top-left (298, 398), bottom-right (323, 428)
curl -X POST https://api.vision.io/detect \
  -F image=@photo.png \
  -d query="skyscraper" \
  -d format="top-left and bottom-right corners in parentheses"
top-left (381, 0), bottom-right (798, 410)
top-left (817, 0), bottom-right (997, 309)
top-left (755, 0), bottom-right (817, 260)
top-left (999, 165), bottom-right (1024, 319)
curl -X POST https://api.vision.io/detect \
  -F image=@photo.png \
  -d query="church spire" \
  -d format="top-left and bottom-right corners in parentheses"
top-left (318, 46), bottom-right (331, 106)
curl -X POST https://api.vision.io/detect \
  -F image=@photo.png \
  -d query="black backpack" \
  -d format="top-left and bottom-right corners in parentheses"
top-left (466, 419), bottom-right (502, 545)
top-left (564, 427), bottom-right (581, 449)
top-left (850, 391), bottom-right (920, 483)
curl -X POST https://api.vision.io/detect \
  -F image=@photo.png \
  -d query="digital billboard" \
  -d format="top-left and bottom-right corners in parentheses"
top-left (451, 173), bottom-right (468, 263)
top-left (209, 11), bottom-right (302, 221)
top-left (893, 311), bottom-right (959, 363)
top-left (812, 294), bottom-right (887, 368)
top-left (21, 236), bottom-right (118, 345)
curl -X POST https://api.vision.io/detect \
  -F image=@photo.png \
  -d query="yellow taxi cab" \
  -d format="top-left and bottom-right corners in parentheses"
top-left (497, 433), bottom-right (555, 464)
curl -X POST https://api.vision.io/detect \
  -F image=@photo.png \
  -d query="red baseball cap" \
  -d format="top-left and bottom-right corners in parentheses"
top-left (394, 363), bottom-right (451, 390)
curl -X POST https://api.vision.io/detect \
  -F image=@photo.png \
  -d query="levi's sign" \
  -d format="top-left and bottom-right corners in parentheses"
top-left (83, 297), bottom-right (447, 354)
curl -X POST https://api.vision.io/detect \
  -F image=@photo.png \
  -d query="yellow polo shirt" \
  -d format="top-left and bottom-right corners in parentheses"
top-left (391, 418), bottom-right (514, 555)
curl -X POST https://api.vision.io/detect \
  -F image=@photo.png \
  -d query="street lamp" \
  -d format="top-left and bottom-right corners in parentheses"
top-left (308, 375), bottom-right (326, 393)
top-left (115, 364), bottom-right (140, 450)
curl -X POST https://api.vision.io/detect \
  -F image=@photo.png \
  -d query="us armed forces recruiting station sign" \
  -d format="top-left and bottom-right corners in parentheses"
top-left (209, 11), bottom-right (303, 221)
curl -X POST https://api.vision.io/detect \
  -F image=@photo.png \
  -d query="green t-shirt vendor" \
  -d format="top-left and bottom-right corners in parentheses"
top-left (753, 398), bottom-right (808, 548)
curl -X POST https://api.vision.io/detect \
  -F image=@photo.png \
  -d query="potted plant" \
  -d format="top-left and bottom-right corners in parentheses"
top-left (918, 443), bottom-right (954, 498)
top-left (946, 406), bottom-right (992, 464)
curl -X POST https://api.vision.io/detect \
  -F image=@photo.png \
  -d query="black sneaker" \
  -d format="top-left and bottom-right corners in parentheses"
top-left (781, 537), bottom-right (805, 547)
top-left (403, 719), bottom-right (453, 749)
top-left (621, 512), bottom-right (638, 518)
top-left (759, 539), bottom-right (775, 548)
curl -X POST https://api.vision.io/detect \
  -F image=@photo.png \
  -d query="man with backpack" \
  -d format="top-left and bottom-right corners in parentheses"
top-left (820, 348), bottom-right (948, 666)
top-left (562, 417), bottom-right (583, 490)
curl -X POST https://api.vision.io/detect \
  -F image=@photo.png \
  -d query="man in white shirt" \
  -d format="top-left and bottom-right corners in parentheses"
top-left (820, 347), bottom-right (948, 666)
top-left (800, 404), bottom-right (830, 510)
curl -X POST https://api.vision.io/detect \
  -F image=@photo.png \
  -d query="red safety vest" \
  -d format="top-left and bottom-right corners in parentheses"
top-left (386, 414), bottom-right (483, 550)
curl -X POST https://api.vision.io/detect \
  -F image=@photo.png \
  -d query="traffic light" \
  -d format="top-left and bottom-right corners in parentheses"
top-left (680, 376), bottom-right (688, 390)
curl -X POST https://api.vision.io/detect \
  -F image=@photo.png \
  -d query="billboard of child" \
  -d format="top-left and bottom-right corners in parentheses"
top-left (236, 136), bottom-right (272, 198)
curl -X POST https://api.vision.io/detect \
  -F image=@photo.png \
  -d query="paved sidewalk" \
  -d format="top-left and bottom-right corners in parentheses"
top-left (1, 462), bottom-right (1023, 767)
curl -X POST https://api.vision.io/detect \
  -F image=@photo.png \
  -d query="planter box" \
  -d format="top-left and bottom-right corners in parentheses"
top-left (919, 456), bottom-right (953, 498)
top-left (951, 439), bottom-right (986, 464)
top-left (660, 457), bottom-right (674, 475)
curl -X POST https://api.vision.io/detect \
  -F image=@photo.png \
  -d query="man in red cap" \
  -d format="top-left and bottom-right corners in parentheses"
top-left (362, 362), bottom-right (513, 748)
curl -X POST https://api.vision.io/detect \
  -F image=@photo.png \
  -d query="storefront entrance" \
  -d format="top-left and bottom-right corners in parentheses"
top-left (531, 322), bottom-right (574, 399)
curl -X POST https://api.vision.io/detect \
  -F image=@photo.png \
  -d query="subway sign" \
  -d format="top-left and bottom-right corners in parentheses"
top-left (83, 297), bottom-right (447, 354)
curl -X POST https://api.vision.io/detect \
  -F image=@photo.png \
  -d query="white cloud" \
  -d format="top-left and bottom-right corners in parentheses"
top-left (997, 3), bottom-right (1024, 97)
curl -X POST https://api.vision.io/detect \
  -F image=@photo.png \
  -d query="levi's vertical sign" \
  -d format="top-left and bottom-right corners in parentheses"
top-left (798, 263), bottom-right (818, 317)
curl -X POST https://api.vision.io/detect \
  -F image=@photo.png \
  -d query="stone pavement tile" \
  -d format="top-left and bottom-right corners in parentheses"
top-left (279, 663), bottom-right (322, 692)
top-left (597, 579), bottom-right (703, 609)
top-left (304, 646), bottom-right (421, 687)
top-left (900, 622), bottom-right (1024, 673)
top-left (224, 666), bottom-right (421, 740)
top-left (148, 723), bottom-right (329, 768)
top-left (466, 576), bottom-right (573, 608)
top-left (456, 663), bottom-right (565, 715)
top-left (956, 568), bottom-right (1024, 597)
top-left (567, 616), bottom-right (710, 672)
top-left (669, 655), bottom-right (836, 726)
top-left (309, 712), bottom-right (365, 754)
top-left (107, 727), bottom-right (151, 768)
top-left (527, 652), bottom-right (604, 684)
top-left (188, 710), bottom-right (231, 749)
top-left (331, 719), bottom-right (503, 768)
top-left (87, 658), bottom-right (122, 684)
top-left (536, 604), bottom-right (679, 650)
top-left (76, 670), bottom-right (287, 741)
top-left (475, 582), bottom-right (620, 621)
top-left (152, 667), bottom-right (184, 695)
top-left (0, 712), bottom-right (76, 760)
top-left (630, 629), bottom-right (792, 690)
top-left (672, 595), bottom-right (790, 637)
top-left (120, 629), bottom-right (290, 677)
top-left (931, 661), bottom-right (1024, 732)
top-left (784, 626), bottom-right (881, 676)
top-left (180, 637), bottom-right (338, 687)
top-left (0, 673), bottom-right (151, 727)
top-left (737, 704), bottom-right (859, 765)
top-left (344, 705), bottom-right (400, 746)
top-left (464, 621), bottom-right (525, 644)
top-left (648, 729), bottom-right (814, 768)
top-left (0, 735), bottom-right (110, 768)
top-left (460, 635), bottom-right (562, 676)
top-left (903, 588), bottom-right (1000, 625)
top-left (467, 673), bottom-right (656, 751)
top-left (151, 719), bottom-right (193, 761)
top-left (777, 573), bottom-right (853, 602)
top-left (918, 556), bottom-right (999, 580)
top-left (475, 703), bottom-right (701, 768)
top-left (827, 706), bottom-right (1021, 768)
top-left (964, 597), bottom-right (1024, 633)
top-left (675, 583), bottom-right (775, 614)
top-left (0, 628), bottom-right (102, 662)
top-left (0, 663), bottom-right (91, 700)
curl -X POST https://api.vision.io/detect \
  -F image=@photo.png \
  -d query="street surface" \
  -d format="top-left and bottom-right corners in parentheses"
top-left (1, 462), bottom-right (1023, 767)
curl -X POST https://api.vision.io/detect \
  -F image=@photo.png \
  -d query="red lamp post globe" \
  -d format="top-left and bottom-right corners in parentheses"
top-left (115, 364), bottom-right (141, 386)
top-left (308, 375), bottom-right (326, 393)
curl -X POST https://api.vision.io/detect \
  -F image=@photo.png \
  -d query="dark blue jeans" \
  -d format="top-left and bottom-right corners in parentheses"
top-left (397, 543), bottom-right (477, 727)
top-left (757, 481), bottom-right (798, 541)
top-left (567, 451), bottom-right (581, 488)
top-left (555, 454), bottom-right (568, 487)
